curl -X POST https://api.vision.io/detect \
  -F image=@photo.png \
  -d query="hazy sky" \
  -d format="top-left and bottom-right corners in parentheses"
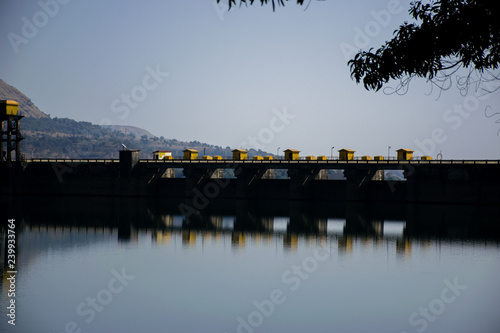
top-left (1, 0), bottom-right (499, 159)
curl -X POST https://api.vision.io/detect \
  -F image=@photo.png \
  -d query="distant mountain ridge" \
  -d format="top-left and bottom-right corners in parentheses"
top-left (0, 78), bottom-right (271, 159)
top-left (103, 125), bottom-right (156, 138)
top-left (0, 79), bottom-right (49, 119)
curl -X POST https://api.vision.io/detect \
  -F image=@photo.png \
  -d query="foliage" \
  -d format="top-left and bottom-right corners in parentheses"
top-left (217, 0), bottom-right (304, 11)
top-left (23, 117), bottom-right (109, 136)
top-left (20, 116), bottom-right (271, 159)
top-left (348, 0), bottom-right (500, 93)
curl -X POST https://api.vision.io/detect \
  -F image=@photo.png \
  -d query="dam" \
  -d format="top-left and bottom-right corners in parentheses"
top-left (2, 100), bottom-right (499, 204)
top-left (3, 149), bottom-right (500, 204)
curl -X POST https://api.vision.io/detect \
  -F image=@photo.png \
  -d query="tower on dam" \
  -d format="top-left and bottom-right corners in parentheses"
top-left (0, 100), bottom-right (24, 164)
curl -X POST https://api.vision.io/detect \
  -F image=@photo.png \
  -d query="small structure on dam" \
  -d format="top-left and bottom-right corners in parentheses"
top-left (183, 149), bottom-right (198, 160)
top-left (152, 150), bottom-right (172, 160)
top-left (284, 149), bottom-right (300, 160)
top-left (0, 100), bottom-right (24, 164)
top-left (339, 149), bottom-right (355, 161)
top-left (397, 149), bottom-right (414, 160)
top-left (232, 149), bottom-right (248, 160)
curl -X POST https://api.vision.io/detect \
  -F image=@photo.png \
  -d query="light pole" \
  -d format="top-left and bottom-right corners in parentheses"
top-left (388, 146), bottom-right (391, 159)
top-left (331, 146), bottom-right (335, 159)
top-left (277, 147), bottom-right (280, 159)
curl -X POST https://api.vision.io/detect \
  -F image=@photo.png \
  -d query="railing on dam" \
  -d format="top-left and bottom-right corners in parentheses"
top-left (29, 159), bottom-right (119, 163)
top-left (27, 158), bottom-right (500, 165)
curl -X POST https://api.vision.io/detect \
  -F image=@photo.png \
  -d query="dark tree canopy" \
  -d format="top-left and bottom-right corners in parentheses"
top-left (348, 0), bottom-right (500, 92)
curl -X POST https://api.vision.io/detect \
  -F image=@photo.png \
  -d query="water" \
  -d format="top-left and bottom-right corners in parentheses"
top-left (1, 197), bottom-right (500, 333)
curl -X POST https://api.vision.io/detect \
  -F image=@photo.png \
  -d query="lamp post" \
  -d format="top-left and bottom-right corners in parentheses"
top-left (331, 146), bottom-right (335, 159)
top-left (388, 146), bottom-right (391, 159)
top-left (277, 147), bottom-right (280, 159)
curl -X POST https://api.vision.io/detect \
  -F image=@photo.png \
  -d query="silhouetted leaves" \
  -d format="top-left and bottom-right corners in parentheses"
top-left (349, 0), bottom-right (500, 91)
top-left (217, 0), bottom-right (304, 11)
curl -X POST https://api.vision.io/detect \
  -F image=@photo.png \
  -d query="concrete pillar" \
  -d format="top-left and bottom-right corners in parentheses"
top-left (404, 166), bottom-right (479, 203)
top-left (288, 168), bottom-right (325, 199)
top-left (0, 120), bottom-right (4, 161)
top-left (183, 167), bottom-right (228, 197)
top-left (6, 118), bottom-right (12, 163)
top-left (119, 150), bottom-right (140, 177)
top-left (343, 168), bottom-right (384, 201)
top-left (403, 165), bottom-right (417, 202)
top-left (235, 167), bottom-right (274, 198)
top-left (15, 117), bottom-right (22, 162)
top-left (403, 166), bottom-right (443, 202)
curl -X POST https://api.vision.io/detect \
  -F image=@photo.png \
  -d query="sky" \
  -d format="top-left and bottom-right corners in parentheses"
top-left (1, 0), bottom-right (499, 159)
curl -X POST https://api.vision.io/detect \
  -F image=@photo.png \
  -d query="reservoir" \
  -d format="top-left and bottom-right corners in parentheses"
top-left (1, 196), bottom-right (499, 333)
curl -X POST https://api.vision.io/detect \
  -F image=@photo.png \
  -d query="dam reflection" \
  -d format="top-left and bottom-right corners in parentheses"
top-left (4, 196), bottom-right (500, 261)
top-left (3, 195), bottom-right (500, 333)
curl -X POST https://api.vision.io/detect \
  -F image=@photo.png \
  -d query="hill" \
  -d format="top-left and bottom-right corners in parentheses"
top-left (103, 125), bottom-right (156, 139)
top-left (0, 79), bottom-right (49, 119)
top-left (1, 79), bottom-right (270, 159)
top-left (21, 115), bottom-right (246, 159)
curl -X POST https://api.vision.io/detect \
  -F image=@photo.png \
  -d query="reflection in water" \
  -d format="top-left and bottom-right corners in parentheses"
top-left (231, 233), bottom-right (245, 249)
top-left (9, 219), bottom-right (472, 263)
top-left (3, 197), bottom-right (500, 252)
top-left (327, 218), bottom-right (346, 235)
top-left (283, 234), bottom-right (298, 251)
top-left (338, 236), bottom-right (353, 254)
top-left (1, 196), bottom-right (500, 333)
top-left (396, 238), bottom-right (412, 258)
top-left (383, 221), bottom-right (406, 237)
top-left (273, 217), bottom-right (289, 233)
top-left (118, 225), bottom-right (138, 243)
top-left (153, 230), bottom-right (171, 245)
top-left (182, 230), bottom-right (196, 247)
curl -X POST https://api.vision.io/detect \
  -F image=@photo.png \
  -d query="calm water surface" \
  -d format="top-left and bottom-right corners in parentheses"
top-left (1, 197), bottom-right (499, 333)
